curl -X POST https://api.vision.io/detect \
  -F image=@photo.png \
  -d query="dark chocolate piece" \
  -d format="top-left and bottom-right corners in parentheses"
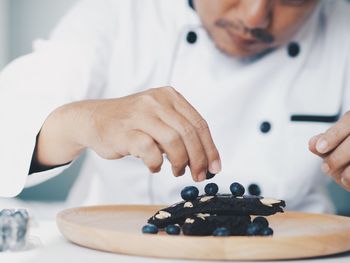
top-left (148, 194), bottom-right (285, 228)
top-left (182, 214), bottom-right (251, 236)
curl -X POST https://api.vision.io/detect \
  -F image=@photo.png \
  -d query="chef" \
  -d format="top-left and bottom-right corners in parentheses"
top-left (0, 0), bottom-right (349, 213)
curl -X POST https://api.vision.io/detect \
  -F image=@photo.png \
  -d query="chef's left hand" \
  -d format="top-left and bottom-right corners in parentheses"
top-left (309, 112), bottom-right (350, 191)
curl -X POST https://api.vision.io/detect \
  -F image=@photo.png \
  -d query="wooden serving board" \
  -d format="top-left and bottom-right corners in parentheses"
top-left (56, 205), bottom-right (350, 261)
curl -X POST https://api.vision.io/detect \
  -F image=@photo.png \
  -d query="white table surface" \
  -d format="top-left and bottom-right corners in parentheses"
top-left (1, 199), bottom-right (350, 263)
top-left (0, 219), bottom-right (350, 263)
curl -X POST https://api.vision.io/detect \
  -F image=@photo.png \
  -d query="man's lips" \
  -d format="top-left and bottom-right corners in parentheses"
top-left (228, 31), bottom-right (257, 45)
top-left (225, 29), bottom-right (261, 50)
top-left (215, 19), bottom-right (274, 48)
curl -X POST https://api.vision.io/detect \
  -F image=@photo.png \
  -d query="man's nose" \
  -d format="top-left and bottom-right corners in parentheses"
top-left (241, 0), bottom-right (271, 29)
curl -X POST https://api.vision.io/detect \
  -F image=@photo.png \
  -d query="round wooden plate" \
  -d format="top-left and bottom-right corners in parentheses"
top-left (56, 205), bottom-right (350, 261)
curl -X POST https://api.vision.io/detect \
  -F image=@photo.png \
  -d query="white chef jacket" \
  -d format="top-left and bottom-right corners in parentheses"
top-left (0, 0), bottom-right (349, 213)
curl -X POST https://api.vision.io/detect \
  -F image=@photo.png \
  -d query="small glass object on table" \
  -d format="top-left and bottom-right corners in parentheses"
top-left (0, 209), bottom-right (29, 252)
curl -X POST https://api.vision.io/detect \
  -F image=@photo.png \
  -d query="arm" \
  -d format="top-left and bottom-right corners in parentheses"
top-left (34, 88), bottom-right (222, 182)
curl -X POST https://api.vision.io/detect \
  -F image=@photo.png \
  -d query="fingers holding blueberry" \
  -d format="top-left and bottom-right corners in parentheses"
top-left (309, 113), bottom-right (350, 192)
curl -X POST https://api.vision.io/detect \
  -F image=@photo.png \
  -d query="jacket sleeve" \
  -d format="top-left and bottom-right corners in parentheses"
top-left (0, 0), bottom-right (119, 197)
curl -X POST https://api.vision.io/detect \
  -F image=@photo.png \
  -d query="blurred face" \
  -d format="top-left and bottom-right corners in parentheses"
top-left (194, 0), bottom-right (319, 57)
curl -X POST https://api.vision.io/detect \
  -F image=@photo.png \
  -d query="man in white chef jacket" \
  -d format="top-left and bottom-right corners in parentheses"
top-left (0, 0), bottom-right (349, 213)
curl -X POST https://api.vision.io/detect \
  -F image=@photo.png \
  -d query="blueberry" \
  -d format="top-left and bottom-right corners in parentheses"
top-left (181, 186), bottom-right (199, 201)
top-left (230, 182), bottom-right (245, 197)
top-left (253, 216), bottom-right (269, 229)
top-left (213, 227), bottom-right (230, 236)
top-left (246, 223), bottom-right (262, 236)
top-left (204, 183), bottom-right (219, 196)
top-left (165, 224), bottom-right (181, 235)
top-left (260, 227), bottom-right (274, 236)
top-left (248, 183), bottom-right (261, 196)
top-left (142, 224), bottom-right (158, 234)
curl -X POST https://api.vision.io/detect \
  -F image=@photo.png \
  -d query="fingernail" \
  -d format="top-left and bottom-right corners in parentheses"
top-left (341, 177), bottom-right (350, 189)
top-left (309, 135), bottom-right (319, 147)
top-left (209, 159), bottom-right (221, 174)
top-left (198, 171), bottom-right (206, 182)
top-left (316, 139), bottom-right (328, 153)
top-left (321, 163), bottom-right (330, 174)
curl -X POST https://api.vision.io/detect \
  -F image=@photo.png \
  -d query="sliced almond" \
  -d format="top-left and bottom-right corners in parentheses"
top-left (184, 202), bottom-right (193, 208)
top-left (185, 218), bottom-right (195, 224)
top-left (199, 196), bottom-right (214, 202)
top-left (155, 211), bottom-right (171, 219)
top-left (197, 213), bottom-right (210, 220)
top-left (260, 198), bottom-right (281, 207)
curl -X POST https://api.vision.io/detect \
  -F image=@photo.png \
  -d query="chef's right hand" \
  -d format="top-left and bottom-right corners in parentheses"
top-left (35, 87), bottom-right (221, 182)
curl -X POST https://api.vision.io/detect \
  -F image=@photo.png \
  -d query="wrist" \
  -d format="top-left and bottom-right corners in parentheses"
top-left (36, 102), bottom-right (87, 166)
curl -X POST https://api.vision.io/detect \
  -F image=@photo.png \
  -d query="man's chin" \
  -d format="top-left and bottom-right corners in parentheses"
top-left (215, 42), bottom-right (272, 60)
top-left (214, 44), bottom-right (253, 58)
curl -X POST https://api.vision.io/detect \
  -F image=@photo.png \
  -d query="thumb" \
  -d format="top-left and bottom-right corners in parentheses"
top-left (308, 133), bottom-right (324, 157)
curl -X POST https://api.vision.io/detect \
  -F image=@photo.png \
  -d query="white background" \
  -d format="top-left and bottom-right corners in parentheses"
top-left (0, 0), bottom-right (80, 202)
top-left (0, 0), bottom-right (9, 68)
top-left (0, 0), bottom-right (77, 69)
